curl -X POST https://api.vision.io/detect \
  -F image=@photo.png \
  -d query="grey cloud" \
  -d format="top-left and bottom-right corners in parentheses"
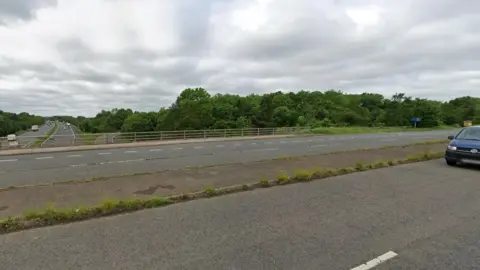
top-left (0, 0), bottom-right (56, 22)
top-left (0, 0), bottom-right (479, 116)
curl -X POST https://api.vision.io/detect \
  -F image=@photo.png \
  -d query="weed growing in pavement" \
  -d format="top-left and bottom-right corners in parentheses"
top-left (355, 162), bottom-right (365, 171)
top-left (276, 171), bottom-right (290, 184)
top-left (293, 170), bottom-right (312, 181)
top-left (260, 176), bottom-right (270, 187)
top-left (0, 150), bottom-right (445, 235)
top-left (203, 187), bottom-right (217, 197)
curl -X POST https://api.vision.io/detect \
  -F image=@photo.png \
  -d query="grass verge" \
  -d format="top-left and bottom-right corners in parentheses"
top-left (0, 150), bottom-right (444, 234)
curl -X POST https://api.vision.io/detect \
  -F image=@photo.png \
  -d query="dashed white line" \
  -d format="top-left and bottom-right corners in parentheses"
top-left (216, 145), bottom-right (225, 148)
top-left (124, 159), bottom-right (144, 163)
top-left (173, 147), bottom-right (183, 150)
top-left (124, 150), bottom-right (137, 153)
top-left (350, 251), bottom-right (398, 270)
top-left (311, 144), bottom-right (327, 148)
top-left (0, 159), bottom-right (18, 162)
top-left (233, 143), bottom-right (242, 146)
top-left (149, 149), bottom-right (163, 152)
top-left (67, 155), bottom-right (82, 158)
top-left (249, 148), bottom-right (279, 152)
top-left (36, 156), bottom-right (53, 160)
top-left (98, 152), bottom-right (112, 155)
top-left (194, 146), bottom-right (205, 149)
top-left (292, 140), bottom-right (302, 143)
top-left (251, 142), bottom-right (257, 145)
top-left (265, 142), bottom-right (273, 144)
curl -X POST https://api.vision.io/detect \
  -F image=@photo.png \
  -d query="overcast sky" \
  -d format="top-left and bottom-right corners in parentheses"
top-left (0, 0), bottom-right (479, 116)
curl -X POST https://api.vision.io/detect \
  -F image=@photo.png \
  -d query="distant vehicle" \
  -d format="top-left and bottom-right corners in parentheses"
top-left (445, 126), bottom-right (480, 166)
top-left (67, 123), bottom-right (71, 126)
top-left (7, 134), bottom-right (16, 141)
top-left (31, 125), bottom-right (39, 131)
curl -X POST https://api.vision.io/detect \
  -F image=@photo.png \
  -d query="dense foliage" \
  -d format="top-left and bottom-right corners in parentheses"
top-left (71, 88), bottom-right (479, 133)
top-left (0, 111), bottom-right (45, 136)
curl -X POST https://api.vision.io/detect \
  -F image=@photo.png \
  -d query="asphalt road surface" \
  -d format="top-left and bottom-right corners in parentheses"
top-left (0, 129), bottom-right (458, 188)
top-left (40, 122), bottom-right (78, 148)
top-left (1, 160), bottom-right (479, 269)
top-left (16, 123), bottom-right (52, 148)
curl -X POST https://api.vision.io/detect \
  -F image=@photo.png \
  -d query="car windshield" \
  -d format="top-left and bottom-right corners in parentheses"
top-left (456, 127), bottom-right (480, 141)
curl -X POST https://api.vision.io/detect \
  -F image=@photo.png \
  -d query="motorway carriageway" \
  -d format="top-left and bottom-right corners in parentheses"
top-left (1, 160), bottom-right (479, 269)
top-left (0, 129), bottom-right (456, 188)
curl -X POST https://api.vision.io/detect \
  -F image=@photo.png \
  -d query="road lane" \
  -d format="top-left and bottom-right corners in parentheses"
top-left (0, 129), bottom-right (457, 187)
top-left (15, 123), bottom-right (52, 148)
top-left (40, 122), bottom-right (75, 148)
top-left (1, 160), bottom-right (479, 269)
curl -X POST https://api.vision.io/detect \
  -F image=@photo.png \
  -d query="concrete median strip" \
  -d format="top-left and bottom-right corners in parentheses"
top-left (0, 144), bottom-right (446, 234)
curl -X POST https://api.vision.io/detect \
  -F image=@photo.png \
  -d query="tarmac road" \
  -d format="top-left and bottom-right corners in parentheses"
top-left (16, 123), bottom-right (52, 148)
top-left (0, 129), bottom-right (458, 188)
top-left (40, 122), bottom-right (78, 148)
top-left (1, 160), bottom-right (479, 269)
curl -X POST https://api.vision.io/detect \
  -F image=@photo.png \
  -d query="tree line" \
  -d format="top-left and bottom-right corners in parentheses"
top-left (57, 88), bottom-right (478, 134)
top-left (0, 111), bottom-right (45, 136)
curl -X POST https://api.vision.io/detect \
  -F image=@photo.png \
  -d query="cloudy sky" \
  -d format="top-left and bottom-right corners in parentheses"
top-left (0, 0), bottom-right (479, 116)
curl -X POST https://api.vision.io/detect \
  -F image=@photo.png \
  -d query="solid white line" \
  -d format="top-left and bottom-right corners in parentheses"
top-left (249, 148), bottom-right (278, 152)
top-left (36, 156), bottom-right (53, 160)
top-left (0, 159), bottom-right (18, 162)
top-left (67, 155), bottom-right (82, 158)
top-left (350, 251), bottom-right (398, 270)
top-left (98, 152), bottom-right (111, 155)
top-left (124, 151), bottom-right (137, 153)
top-left (149, 149), bottom-right (163, 152)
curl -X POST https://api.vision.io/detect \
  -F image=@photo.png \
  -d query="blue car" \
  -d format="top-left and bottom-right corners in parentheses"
top-left (445, 126), bottom-right (480, 166)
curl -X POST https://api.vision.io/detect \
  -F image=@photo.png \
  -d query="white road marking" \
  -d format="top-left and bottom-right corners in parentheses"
top-left (233, 143), bottom-right (242, 146)
top-left (379, 138), bottom-right (397, 142)
top-left (98, 152), bottom-right (111, 155)
top-left (311, 144), bottom-right (327, 148)
top-left (279, 141), bottom-right (287, 144)
top-left (69, 164), bottom-right (87, 167)
top-left (292, 140), bottom-right (302, 143)
top-left (350, 251), bottom-right (398, 270)
top-left (124, 150), bottom-right (137, 153)
top-left (249, 148), bottom-right (278, 152)
top-left (36, 156), bottom-right (53, 160)
top-left (123, 159), bottom-right (144, 163)
top-left (194, 146), bottom-right (205, 149)
top-left (251, 142), bottom-right (257, 145)
top-left (67, 155), bottom-right (82, 158)
top-left (173, 147), bottom-right (183, 150)
top-left (149, 149), bottom-right (163, 152)
top-left (216, 145), bottom-right (225, 148)
top-left (0, 159), bottom-right (18, 162)
top-left (307, 139), bottom-right (312, 142)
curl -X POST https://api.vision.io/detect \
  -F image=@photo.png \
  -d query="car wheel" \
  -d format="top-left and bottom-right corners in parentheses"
top-left (446, 159), bottom-right (457, 166)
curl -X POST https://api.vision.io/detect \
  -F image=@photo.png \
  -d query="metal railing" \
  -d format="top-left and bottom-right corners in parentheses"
top-left (0, 127), bottom-right (309, 149)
